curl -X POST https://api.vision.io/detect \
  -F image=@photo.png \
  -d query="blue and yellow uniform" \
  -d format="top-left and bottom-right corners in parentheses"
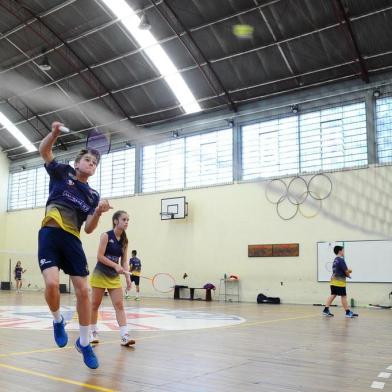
top-left (330, 256), bottom-right (348, 296)
top-left (14, 267), bottom-right (23, 281)
top-left (129, 256), bottom-right (141, 286)
top-left (38, 159), bottom-right (99, 276)
top-left (90, 230), bottom-right (124, 289)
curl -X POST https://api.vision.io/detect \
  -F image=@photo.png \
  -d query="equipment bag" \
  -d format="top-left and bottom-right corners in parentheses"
top-left (257, 293), bottom-right (280, 304)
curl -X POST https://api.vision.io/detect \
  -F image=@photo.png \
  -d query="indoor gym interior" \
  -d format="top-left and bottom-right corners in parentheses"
top-left (0, 0), bottom-right (392, 391)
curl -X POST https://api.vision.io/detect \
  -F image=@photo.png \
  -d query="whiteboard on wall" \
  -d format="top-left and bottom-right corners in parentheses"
top-left (317, 240), bottom-right (392, 283)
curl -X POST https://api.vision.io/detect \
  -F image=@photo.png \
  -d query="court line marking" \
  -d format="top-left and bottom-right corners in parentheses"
top-left (227, 313), bottom-right (319, 328)
top-left (371, 381), bottom-right (385, 389)
top-left (0, 313), bottom-right (318, 359)
top-left (0, 313), bottom-right (341, 391)
top-left (0, 363), bottom-right (116, 392)
top-left (370, 366), bottom-right (392, 390)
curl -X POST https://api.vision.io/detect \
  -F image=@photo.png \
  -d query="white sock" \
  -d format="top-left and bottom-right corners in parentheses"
top-left (51, 310), bottom-right (62, 323)
top-left (79, 325), bottom-right (90, 347)
top-left (120, 325), bottom-right (128, 337)
top-left (90, 324), bottom-right (98, 333)
top-left (136, 292), bottom-right (140, 298)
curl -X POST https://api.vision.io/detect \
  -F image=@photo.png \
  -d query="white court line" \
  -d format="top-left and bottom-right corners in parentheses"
top-left (371, 381), bottom-right (385, 389)
top-left (387, 365), bottom-right (392, 370)
top-left (378, 372), bottom-right (391, 379)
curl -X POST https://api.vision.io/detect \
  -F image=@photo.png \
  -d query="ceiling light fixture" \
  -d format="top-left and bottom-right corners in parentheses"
top-left (100, 0), bottom-right (201, 114)
top-left (138, 13), bottom-right (151, 30)
top-left (0, 112), bottom-right (37, 152)
top-left (291, 104), bottom-right (299, 114)
top-left (373, 90), bottom-right (381, 98)
top-left (38, 49), bottom-right (51, 71)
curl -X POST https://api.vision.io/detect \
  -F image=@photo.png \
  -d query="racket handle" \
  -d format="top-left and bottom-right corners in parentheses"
top-left (59, 126), bottom-right (70, 133)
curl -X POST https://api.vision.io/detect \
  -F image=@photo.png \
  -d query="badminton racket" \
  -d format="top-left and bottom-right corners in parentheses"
top-left (123, 272), bottom-right (175, 293)
top-left (59, 125), bottom-right (111, 156)
top-left (86, 127), bottom-right (111, 156)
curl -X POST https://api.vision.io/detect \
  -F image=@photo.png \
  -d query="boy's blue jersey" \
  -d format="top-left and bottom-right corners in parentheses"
top-left (42, 159), bottom-right (99, 237)
top-left (94, 230), bottom-right (124, 277)
top-left (129, 257), bottom-right (141, 276)
top-left (330, 256), bottom-right (348, 287)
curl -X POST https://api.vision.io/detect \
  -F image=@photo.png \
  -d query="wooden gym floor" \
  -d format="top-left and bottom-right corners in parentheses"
top-left (0, 291), bottom-right (391, 392)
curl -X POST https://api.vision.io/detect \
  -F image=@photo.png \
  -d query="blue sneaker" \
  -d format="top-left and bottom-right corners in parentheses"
top-left (75, 338), bottom-right (99, 369)
top-left (322, 310), bottom-right (334, 317)
top-left (53, 316), bottom-right (68, 348)
top-left (345, 310), bottom-right (358, 318)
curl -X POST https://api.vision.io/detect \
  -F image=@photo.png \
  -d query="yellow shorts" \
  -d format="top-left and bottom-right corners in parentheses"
top-left (90, 270), bottom-right (121, 289)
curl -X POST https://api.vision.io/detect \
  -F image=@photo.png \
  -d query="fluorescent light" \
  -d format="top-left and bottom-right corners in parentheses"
top-left (101, 0), bottom-right (201, 114)
top-left (0, 112), bottom-right (37, 152)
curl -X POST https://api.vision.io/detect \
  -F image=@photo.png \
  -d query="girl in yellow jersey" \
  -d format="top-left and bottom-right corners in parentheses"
top-left (90, 210), bottom-right (135, 346)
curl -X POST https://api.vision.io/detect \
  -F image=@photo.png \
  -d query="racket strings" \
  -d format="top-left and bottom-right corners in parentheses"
top-left (87, 129), bottom-right (111, 156)
top-left (152, 273), bottom-right (175, 293)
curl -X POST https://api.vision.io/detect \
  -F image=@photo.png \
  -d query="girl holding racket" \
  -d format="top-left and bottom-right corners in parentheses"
top-left (38, 121), bottom-right (111, 369)
top-left (90, 210), bottom-right (135, 347)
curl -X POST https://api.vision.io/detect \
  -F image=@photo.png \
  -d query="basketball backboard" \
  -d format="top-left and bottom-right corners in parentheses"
top-left (160, 196), bottom-right (188, 220)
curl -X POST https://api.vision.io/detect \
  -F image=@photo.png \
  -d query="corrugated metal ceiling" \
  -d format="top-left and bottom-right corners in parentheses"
top-left (0, 0), bottom-right (391, 160)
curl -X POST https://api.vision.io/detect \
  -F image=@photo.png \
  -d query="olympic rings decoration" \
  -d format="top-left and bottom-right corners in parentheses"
top-left (265, 179), bottom-right (287, 204)
top-left (276, 195), bottom-right (299, 220)
top-left (287, 176), bottom-right (308, 205)
top-left (265, 174), bottom-right (332, 220)
top-left (308, 173), bottom-right (333, 200)
top-left (298, 191), bottom-right (322, 219)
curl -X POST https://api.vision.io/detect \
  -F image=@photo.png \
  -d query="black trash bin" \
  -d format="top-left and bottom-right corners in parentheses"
top-left (1, 282), bottom-right (11, 290)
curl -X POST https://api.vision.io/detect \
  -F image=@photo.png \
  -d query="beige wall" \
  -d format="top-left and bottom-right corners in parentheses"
top-left (0, 151), bottom-right (8, 210)
top-left (0, 151), bottom-right (9, 249)
top-left (0, 152), bottom-right (9, 284)
top-left (2, 164), bottom-right (392, 305)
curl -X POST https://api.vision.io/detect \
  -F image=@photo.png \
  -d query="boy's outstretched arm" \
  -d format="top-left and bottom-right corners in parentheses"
top-left (39, 121), bottom-right (63, 164)
top-left (84, 199), bottom-right (113, 234)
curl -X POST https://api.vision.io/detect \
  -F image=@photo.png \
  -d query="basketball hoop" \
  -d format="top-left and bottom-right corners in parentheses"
top-left (160, 196), bottom-right (187, 220)
top-left (160, 212), bottom-right (175, 220)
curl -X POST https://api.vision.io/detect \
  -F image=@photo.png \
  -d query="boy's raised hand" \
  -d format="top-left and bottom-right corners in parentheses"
top-left (96, 199), bottom-right (113, 215)
top-left (51, 121), bottom-right (64, 137)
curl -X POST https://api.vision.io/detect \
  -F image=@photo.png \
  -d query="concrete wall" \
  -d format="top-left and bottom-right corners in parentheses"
top-left (2, 73), bottom-right (392, 304)
top-left (2, 165), bottom-right (391, 305)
